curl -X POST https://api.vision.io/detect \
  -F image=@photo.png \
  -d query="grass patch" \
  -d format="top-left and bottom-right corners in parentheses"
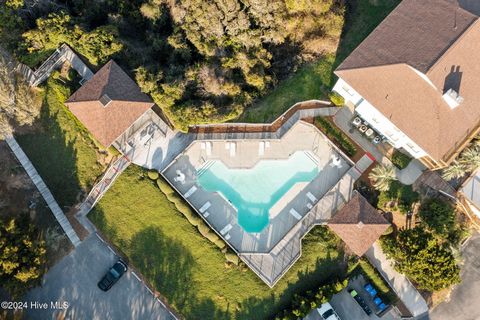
top-left (15, 75), bottom-right (105, 208)
top-left (378, 181), bottom-right (419, 214)
top-left (89, 165), bottom-right (346, 320)
top-left (391, 150), bottom-right (412, 169)
top-left (238, 0), bottom-right (400, 123)
top-left (314, 117), bottom-right (357, 157)
top-left (352, 259), bottom-right (397, 305)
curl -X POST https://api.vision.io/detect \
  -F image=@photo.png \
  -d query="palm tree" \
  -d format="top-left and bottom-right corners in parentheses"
top-left (459, 146), bottom-right (480, 172)
top-left (441, 161), bottom-right (467, 181)
top-left (369, 164), bottom-right (396, 191)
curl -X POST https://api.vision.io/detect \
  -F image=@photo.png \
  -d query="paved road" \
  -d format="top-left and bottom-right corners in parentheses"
top-left (23, 234), bottom-right (175, 320)
top-left (430, 232), bottom-right (480, 320)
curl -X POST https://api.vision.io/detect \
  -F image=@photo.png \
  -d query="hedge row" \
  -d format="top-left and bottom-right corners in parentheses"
top-left (314, 117), bottom-right (357, 157)
top-left (154, 176), bottom-right (227, 251)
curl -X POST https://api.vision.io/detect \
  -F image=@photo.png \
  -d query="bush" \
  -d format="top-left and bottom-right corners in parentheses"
top-left (418, 199), bottom-right (456, 237)
top-left (156, 178), bottom-right (175, 195)
top-left (197, 222), bottom-right (211, 237)
top-left (214, 238), bottom-right (227, 250)
top-left (329, 92), bottom-right (345, 106)
top-left (353, 259), bottom-right (396, 304)
top-left (314, 117), bottom-right (357, 157)
top-left (391, 150), bottom-right (411, 169)
top-left (225, 252), bottom-right (239, 265)
top-left (275, 279), bottom-right (348, 319)
top-left (147, 170), bottom-right (159, 180)
top-left (206, 232), bottom-right (220, 243)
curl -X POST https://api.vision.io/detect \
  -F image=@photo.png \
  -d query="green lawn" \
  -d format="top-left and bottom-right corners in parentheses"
top-left (89, 166), bottom-right (346, 320)
top-left (239, 0), bottom-right (401, 123)
top-left (16, 74), bottom-right (105, 208)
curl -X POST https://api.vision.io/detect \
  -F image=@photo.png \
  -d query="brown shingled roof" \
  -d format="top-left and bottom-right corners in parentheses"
top-left (65, 60), bottom-right (154, 147)
top-left (337, 0), bottom-right (477, 73)
top-left (335, 0), bottom-right (480, 163)
top-left (328, 192), bottom-right (390, 256)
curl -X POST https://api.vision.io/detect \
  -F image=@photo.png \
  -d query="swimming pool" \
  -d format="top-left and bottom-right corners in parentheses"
top-left (197, 151), bottom-right (319, 232)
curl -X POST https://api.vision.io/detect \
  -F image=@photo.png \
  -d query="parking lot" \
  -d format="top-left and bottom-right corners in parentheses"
top-left (305, 276), bottom-right (400, 320)
top-left (23, 234), bottom-right (175, 320)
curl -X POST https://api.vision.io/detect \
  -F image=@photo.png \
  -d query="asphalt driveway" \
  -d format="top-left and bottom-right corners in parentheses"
top-left (23, 234), bottom-right (175, 320)
top-left (430, 232), bottom-right (480, 320)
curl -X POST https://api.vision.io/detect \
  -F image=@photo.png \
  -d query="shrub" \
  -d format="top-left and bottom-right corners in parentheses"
top-left (391, 150), bottom-right (411, 169)
top-left (314, 117), bottom-right (357, 157)
top-left (225, 252), bottom-right (239, 265)
top-left (214, 238), bottom-right (226, 250)
top-left (328, 92), bottom-right (345, 106)
top-left (156, 178), bottom-right (175, 195)
top-left (353, 259), bottom-right (396, 304)
top-left (197, 222), bottom-right (211, 237)
top-left (147, 170), bottom-right (159, 180)
top-left (206, 232), bottom-right (220, 243)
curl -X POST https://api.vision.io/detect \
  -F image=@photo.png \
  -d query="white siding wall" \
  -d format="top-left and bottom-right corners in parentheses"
top-left (333, 78), bottom-right (428, 159)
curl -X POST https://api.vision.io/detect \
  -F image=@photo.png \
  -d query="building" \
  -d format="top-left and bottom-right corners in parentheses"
top-left (328, 192), bottom-right (390, 256)
top-left (65, 60), bottom-right (168, 154)
top-left (333, 0), bottom-right (480, 170)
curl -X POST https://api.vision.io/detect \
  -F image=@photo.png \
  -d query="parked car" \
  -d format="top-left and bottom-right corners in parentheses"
top-left (316, 302), bottom-right (341, 320)
top-left (98, 259), bottom-right (128, 291)
top-left (349, 289), bottom-right (372, 315)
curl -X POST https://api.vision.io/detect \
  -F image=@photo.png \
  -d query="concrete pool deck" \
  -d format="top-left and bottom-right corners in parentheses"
top-left (162, 120), bottom-right (375, 286)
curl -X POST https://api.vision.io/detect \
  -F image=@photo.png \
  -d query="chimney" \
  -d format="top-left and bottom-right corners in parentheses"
top-left (443, 88), bottom-right (464, 109)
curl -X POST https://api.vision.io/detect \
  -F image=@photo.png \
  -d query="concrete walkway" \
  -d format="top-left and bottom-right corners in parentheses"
top-left (5, 135), bottom-right (81, 247)
top-left (365, 242), bottom-right (428, 318)
top-left (396, 159), bottom-right (427, 185)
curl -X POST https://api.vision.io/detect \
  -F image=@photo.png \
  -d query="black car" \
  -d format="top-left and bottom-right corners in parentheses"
top-left (349, 289), bottom-right (372, 315)
top-left (98, 260), bottom-right (128, 291)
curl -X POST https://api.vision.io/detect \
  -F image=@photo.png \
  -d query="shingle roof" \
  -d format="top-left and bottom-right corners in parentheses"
top-left (335, 0), bottom-right (480, 162)
top-left (328, 192), bottom-right (390, 256)
top-left (65, 60), bottom-right (154, 147)
top-left (337, 0), bottom-right (477, 73)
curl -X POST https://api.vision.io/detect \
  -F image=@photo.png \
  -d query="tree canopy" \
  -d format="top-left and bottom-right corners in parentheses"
top-left (381, 227), bottom-right (460, 291)
top-left (0, 217), bottom-right (46, 295)
top-left (1, 0), bottom-right (345, 130)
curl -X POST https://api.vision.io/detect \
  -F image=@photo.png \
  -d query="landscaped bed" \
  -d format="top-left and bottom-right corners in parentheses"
top-left (89, 165), bottom-right (347, 320)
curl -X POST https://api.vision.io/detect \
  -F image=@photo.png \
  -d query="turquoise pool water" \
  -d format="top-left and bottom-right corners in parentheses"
top-left (197, 151), bottom-right (319, 232)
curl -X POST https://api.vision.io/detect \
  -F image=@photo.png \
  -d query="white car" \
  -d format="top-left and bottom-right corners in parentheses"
top-left (316, 302), bottom-right (341, 320)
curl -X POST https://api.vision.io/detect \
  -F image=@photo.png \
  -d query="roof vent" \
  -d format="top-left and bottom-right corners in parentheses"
top-left (357, 221), bottom-right (364, 229)
top-left (99, 94), bottom-right (112, 107)
top-left (443, 88), bottom-right (464, 109)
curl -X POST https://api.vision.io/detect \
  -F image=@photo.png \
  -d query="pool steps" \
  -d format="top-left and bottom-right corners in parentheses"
top-left (197, 160), bottom-right (215, 177)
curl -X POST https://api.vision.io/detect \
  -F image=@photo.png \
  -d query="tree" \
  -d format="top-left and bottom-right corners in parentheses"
top-left (441, 160), bottom-right (467, 181)
top-left (381, 227), bottom-right (460, 291)
top-left (369, 164), bottom-right (396, 192)
top-left (459, 146), bottom-right (480, 172)
top-left (0, 217), bottom-right (46, 295)
top-left (0, 49), bottom-right (40, 137)
top-left (418, 199), bottom-right (456, 236)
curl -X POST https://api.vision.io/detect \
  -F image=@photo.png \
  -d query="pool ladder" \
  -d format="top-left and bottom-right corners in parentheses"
top-left (304, 151), bottom-right (319, 166)
top-left (197, 160), bottom-right (215, 177)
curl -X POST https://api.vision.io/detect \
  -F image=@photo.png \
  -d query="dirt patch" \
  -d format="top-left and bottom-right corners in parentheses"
top-left (0, 141), bottom-right (73, 267)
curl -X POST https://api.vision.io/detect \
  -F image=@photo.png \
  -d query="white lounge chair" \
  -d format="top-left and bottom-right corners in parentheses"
top-left (200, 142), bottom-right (206, 149)
top-left (265, 141), bottom-right (270, 148)
top-left (307, 203), bottom-right (313, 210)
top-left (259, 141), bottom-right (265, 156)
top-left (290, 208), bottom-right (302, 220)
top-left (199, 201), bottom-right (211, 213)
top-left (220, 223), bottom-right (233, 235)
top-left (203, 211), bottom-right (210, 218)
top-left (225, 234), bottom-right (231, 240)
top-left (184, 186), bottom-right (197, 198)
top-left (230, 142), bottom-right (236, 157)
top-left (306, 192), bottom-right (318, 203)
top-left (206, 142), bottom-right (212, 156)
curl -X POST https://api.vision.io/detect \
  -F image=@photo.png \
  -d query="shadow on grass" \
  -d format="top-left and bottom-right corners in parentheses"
top-left (16, 89), bottom-right (81, 209)
top-left (236, 233), bottom-right (348, 319)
